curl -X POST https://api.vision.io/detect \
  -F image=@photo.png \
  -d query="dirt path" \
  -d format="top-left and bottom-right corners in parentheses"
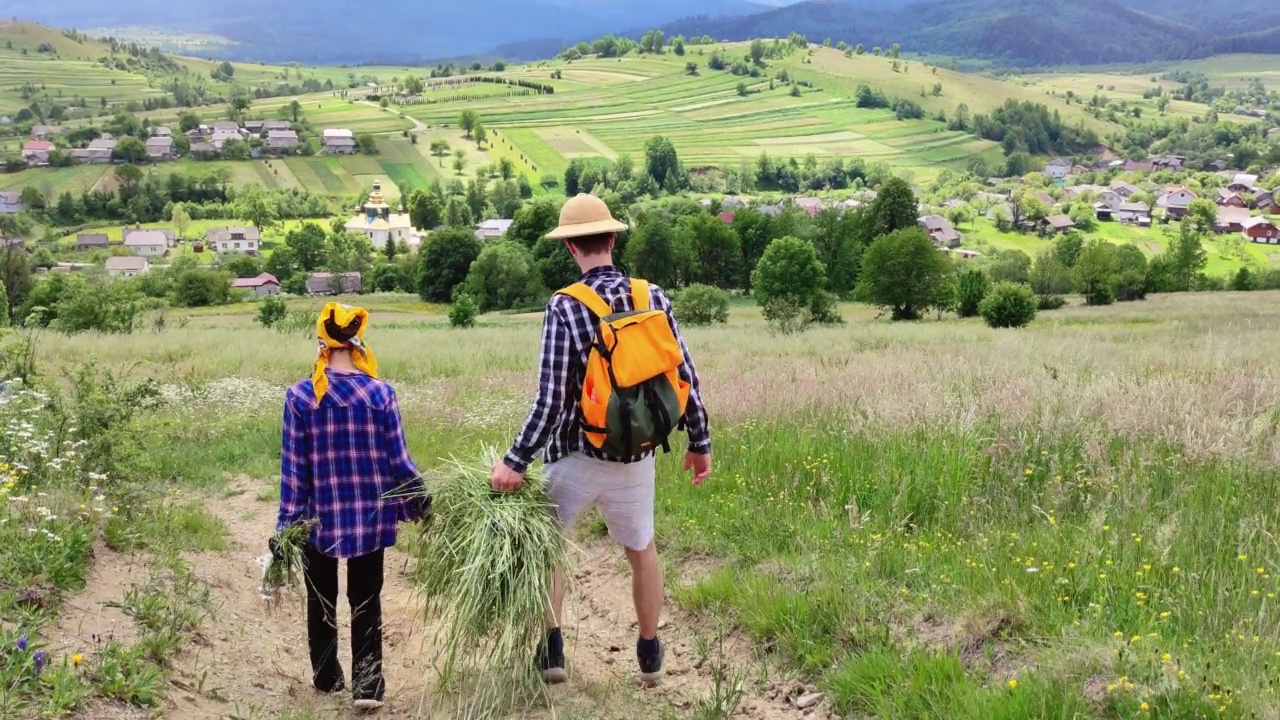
top-left (55, 480), bottom-right (834, 719)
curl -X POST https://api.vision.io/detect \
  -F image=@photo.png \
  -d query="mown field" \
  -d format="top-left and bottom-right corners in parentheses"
top-left (7, 290), bottom-right (1280, 718)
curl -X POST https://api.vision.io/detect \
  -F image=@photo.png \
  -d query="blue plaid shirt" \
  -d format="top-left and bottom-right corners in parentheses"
top-left (504, 265), bottom-right (712, 473)
top-left (278, 370), bottom-right (425, 559)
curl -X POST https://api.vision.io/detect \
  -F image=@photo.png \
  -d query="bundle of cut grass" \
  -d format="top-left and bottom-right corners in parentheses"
top-left (260, 519), bottom-right (315, 606)
top-left (393, 445), bottom-right (568, 717)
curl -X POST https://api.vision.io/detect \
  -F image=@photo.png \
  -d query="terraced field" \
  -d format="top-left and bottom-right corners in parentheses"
top-left (401, 47), bottom-right (1097, 183)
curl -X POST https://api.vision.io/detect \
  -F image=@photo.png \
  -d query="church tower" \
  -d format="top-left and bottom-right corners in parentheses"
top-left (364, 181), bottom-right (391, 224)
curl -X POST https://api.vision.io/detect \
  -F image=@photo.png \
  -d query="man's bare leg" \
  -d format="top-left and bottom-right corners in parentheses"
top-left (625, 540), bottom-right (663, 639)
top-left (549, 566), bottom-right (565, 629)
top-left (540, 567), bottom-right (569, 683)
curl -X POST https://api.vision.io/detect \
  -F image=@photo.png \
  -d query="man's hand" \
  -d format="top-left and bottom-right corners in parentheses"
top-left (684, 452), bottom-right (711, 486)
top-left (491, 461), bottom-right (525, 492)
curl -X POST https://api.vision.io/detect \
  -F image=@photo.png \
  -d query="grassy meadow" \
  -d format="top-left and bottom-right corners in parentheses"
top-left (4, 290), bottom-right (1280, 718)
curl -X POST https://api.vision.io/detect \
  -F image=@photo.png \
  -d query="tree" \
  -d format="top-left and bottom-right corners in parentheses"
top-left (1053, 233), bottom-right (1085, 268)
top-left (237, 185), bottom-right (279, 232)
top-left (461, 240), bottom-right (545, 311)
top-left (498, 157), bottom-right (516, 181)
top-left (256, 296), bottom-right (288, 328)
top-left (409, 190), bottom-right (444, 230)
top-left (474, 124), bottom-right (489, 148)
top-left (459, 110), bottom-right (480, 139)
top-left (676, 213), bottom-right (741, 289)
top-left (508, 196), bottom-right (563, 247)
top-left (1231, 267), bottom-right (1258, 291)
top-left (1187, 198), bottom-right (1218, 235)
top-left (222, 254), bottom-right (263, 278)
top-left (1030, 251), bottom-right (1073, 297)
top-left (449, 293), bottom-right (479, 328)
top-left (222, 139), bottom-right (250, 160)
top-left (0, 245), bottom-right (33, 320)
top-left (979, 282), bottom-right (1037, 329)
top-left (643, 136), bottom-right (680, 191)
top-left (855, 227), bottom-right (953, 321)
top-left (749, 39), bottom-right (767, 65)
top-left (1165, 223), bottom-right (1208, 292)
top-left (430, 139), bottom-right (451, 165)
top-left (956, 268), bottom-right (990, 318)
top-left (417, 227), bottom-right (482, 302)
top-left (869, 177), bottom-right (918, 238)
top-left (751, 236), bottom-right (826, 310)
top-left (172, 268), bottom-right (233, 307)
top-left (1074, 239), bottom-right (1118, 306)
top-left (453, 149), bottom-right (467, 175)
top-left (985, 249), bottom-right (1032, 284)
top-left (737, 82), bottom-right (749, 97)
top-left (686, 62), bottom-right (699, 76)
top-left (230, 95), bottom-right (252, 119)
top-left (285, 222), bottom-right (330, 272)
top-left (112, 137), bottom-right (148, 164)
top-left (171, 203), bottom-right (191, 240)
top-left (178, 112), bottom-right (202, 133)
top-left (626, 215), bottom-right (680, 289)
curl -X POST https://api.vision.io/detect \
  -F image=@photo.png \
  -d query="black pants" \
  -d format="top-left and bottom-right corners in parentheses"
top-left (303, 545), bottom-right (385, 699)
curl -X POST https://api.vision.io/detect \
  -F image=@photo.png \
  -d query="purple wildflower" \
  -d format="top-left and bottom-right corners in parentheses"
top-left (15, 635), bottom-right (27, 651)
top-left (33, 650), bottom-right (45, 675)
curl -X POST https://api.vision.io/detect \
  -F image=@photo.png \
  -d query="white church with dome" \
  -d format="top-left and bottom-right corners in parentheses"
top-left (345, 181), bottom-right (420, 249)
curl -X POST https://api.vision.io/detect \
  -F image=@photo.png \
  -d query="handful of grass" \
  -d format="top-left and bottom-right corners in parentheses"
top-left (395, 445), bottom-right (569, 717)
top-left (260, 520), bottom-right (315, 605)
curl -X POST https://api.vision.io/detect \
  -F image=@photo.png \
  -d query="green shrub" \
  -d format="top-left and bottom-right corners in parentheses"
top-left (809, 290), bottom-right (843, 325)
top-left (762, 297), bottom-right (811, 335)
top-left (256, 296), bottom-right (288, 328)
top-left (449, 293), bottom-right (479, 328)
top-left (1036, 295), bottom-right (1067, 311)
top-left (673, 284), bottom-right (730, 326)
top-left (979, 282), bottom-right (1037, 329)
top-left (955, 268), bottom-right (990, 318)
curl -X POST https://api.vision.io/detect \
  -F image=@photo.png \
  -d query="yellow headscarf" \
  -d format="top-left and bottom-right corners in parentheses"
top-left (312, 302), bottom-right (379, 404)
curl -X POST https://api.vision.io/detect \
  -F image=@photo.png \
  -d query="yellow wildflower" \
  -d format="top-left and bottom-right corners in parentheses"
top-left (1007, 679), bottom-right (1017, 689)
top-left (71, 653), bottom-right (83, 667)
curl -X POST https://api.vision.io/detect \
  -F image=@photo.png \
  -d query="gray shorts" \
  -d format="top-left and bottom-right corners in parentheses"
top-left (545, 453), bottom-right (656, 551)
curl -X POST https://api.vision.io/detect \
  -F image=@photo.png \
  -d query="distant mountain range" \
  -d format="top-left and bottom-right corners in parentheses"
top-left (7, 0), bottom-right (1279, 66)
top-left (663, 0), bottom-right (1280, 67)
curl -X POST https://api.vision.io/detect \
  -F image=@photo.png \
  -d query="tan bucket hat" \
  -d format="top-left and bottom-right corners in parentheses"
top-left (545, 193), bottom-right (628, 240)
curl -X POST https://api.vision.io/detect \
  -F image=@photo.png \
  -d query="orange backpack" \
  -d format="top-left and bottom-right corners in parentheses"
top-left (557, 279), bottom-right (691, 457)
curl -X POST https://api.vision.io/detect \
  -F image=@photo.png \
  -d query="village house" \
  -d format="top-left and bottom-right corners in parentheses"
top-left (123, 226), bottom-right (175, 245)
top-left (758, 203), bottom-right (783, 217)
top-left (1243, 217), bottom-right (1280, 244)
top-left (146, 136), bottom-right (176, 161)
top-left (1094, 202), bottom-right (1114, 222)
top-left (231, 273), bottom-right (281, 297)
top-left (105, 256), bottom-right (149, 279)
top-left (265, 130), bottom-right (300, 154)
top-left (189, 141), bottom-right (218, 159)
top-left (151, 126), bottom-right (172, 138)
top-left (474, 218), bottom-right (513, 241)
top-left (211, 121), bottom-right (240, 134)
top-left (1218, 189), bottom-right (1248, 208)
top-left (1228, 173), bottom-right (1260, 194)
top-left (210, 128), bottom-right (243, 151)
top-left (75, 233), bottom-right (110, 251)
top-left (1214, 206), bottom-right (1253, 234)
top-left (918, 215), bottom-right (962, 248)
top-left (1257, 190), bottom-right (1280, 215)
top-left (263, 120), bottom-right (293, 134)
top-left (51, 262), bottom-right (91, 273)
top-left (1044, 158), bottom-right (1072, 181)
top-left (1035, 192), bottom-right (1056, 207)
top-left (1109, 180), bottom-right (1141, 198)
top-left (1118, 202), bottom-right (1152, 226)
top-left (323, 129), bottom-right (356, 155)
top-left (85, 137), bottom-right (117, 164)
top-left (206, 227), bottom-right (262, 254)
top-left (124, 230), bottom-right (169, 257)
top-left (721, 197), bottom-right (747, 210)
top-left (1161, 187), bottom-right (1197, 219)
top-left (0, 236), bottom-right (27, 250)
top-left (0, 191), bottom-right (22, 215)
top-left (22, 140), bottom-right (54, 166)
top-left (953, 248), bottom-right (981, 261)
top-left (306, 272), bottom-right (362, 295)
top-left (792, 197), bottom-right (823, 217)
top-left (1124, 160), bottom-right (1154, 173)
top-left (243, 120), bottom-right (266, 135)
top-left (30, 124), bottom-right (56, 140)
top-left (1041, 215), bottom-right (1077, 235)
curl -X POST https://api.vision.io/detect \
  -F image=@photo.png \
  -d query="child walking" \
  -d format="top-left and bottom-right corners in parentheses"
top-left (272, 303), bottom-right (427, 711)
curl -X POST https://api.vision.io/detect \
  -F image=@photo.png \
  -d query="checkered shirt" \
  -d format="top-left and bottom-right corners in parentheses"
top-left (278, 370), bottom-right (424, 559)
top-left (504, 265), bottom-right (712, 473)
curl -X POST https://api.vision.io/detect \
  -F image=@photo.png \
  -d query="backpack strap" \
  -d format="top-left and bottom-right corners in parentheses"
top-left (557, 283), bottom-right (613, 318)
top-left (630, 278), bottom-right (651, 312)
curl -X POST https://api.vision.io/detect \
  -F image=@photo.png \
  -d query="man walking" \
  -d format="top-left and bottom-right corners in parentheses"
top-left (491, 193), bottom-right (712, 687)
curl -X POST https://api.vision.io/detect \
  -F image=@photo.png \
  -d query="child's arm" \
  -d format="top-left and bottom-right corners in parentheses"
top-left (277, 392), bottom-right (311, 531)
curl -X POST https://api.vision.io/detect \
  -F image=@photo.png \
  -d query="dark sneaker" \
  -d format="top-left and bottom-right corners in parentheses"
top-left (352, 676), bottom-right (385, 711)
top-left (538, 628), bottom-right (567, 684)
top-left (638, 639), bottom-right (664, 687)
top-left (313, 672), bottom-right (346, 695)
